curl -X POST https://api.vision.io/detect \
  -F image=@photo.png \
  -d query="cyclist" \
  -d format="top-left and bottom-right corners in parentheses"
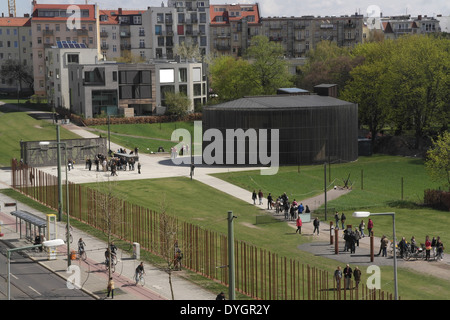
top-left (135, 262), bottom-right (145, 285)
top-left (78, 238), bottom-right (86, 255)
top-left (110, 242), bottom-right (118, 261)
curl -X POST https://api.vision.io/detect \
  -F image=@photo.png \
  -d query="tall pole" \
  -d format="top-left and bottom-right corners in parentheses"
top-left (392, 214), bottom-right (398, 300)
top-left (108, 115), bottom-right (111, 155)
top-left (56, 125), bottom-right (62, 222)
top-left (228, 211), bottom-right (236, 300)
top-left (324, 163), bottom-right (327, 221)
top-left (64, 144), bottom-right (71, 267)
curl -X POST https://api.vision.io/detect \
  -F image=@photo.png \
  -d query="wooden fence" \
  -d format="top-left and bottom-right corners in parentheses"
top-left (10, 161), bottom-right (395, 300)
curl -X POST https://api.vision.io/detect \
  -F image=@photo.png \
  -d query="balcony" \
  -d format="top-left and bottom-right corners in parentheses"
top-left (120, 31), bottom-right (131, 38)
top-left (121, 44), bottom-right (131, 50)
top-left (217, 32), bottom-right (230, 38)
top-left (101, 43), bottom-right (109, 50)
top-left (77, 29), bottom-right (89, 36)
top-left (100, 31), bottom-right (109, 38)
top-left (43, 29), bottom-right (54, 36)
top-left (215, 44), bottom-right (231, 51)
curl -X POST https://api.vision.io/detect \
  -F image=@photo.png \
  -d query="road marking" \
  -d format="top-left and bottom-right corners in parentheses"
top-left (28, 286), bottom-right (41, 296)
top-left (10, 274), bottom-right (18, 280)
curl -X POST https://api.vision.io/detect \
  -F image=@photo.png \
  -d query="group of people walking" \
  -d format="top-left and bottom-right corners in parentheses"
top-left (82, 152), bottom-right (141, 175)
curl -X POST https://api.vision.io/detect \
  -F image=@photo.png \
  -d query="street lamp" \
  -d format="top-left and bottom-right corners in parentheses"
top-left (39, 139), bottom-right (71, 268)
top-left (7, 239), bottom-right (65, 300)
top-left (353, 211), bottom-right (398, 300)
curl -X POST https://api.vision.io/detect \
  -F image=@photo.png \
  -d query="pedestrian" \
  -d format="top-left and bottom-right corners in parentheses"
top-left (436, 237), bottom-right (444, 261)
top-left (425, 235), bottom-right (432, 261)
top-left (359, 220), bottom-right (365, 237)
top-left (216, 292), bottom-right (225, 300)
top-left (107, 277), bottom-right (115, 299)
top-left (305, 205), bottom-right (310, 214)
top-left (343, 264), bottom-right (353, 289)
top-left (313, 217), bottom-right (320, 235)
top-left (267, 193), bottom-right (273, 210)
top-left (353, 266), bottom-right (361, 288)
top-left (252, 190), bottom-right (257, 204)
top-left (399, 237), bottom-right (407, 258)
top-left (334, 211), bottom-right (340, 229)
top-left (258, 189), bottom-right (263, 205)
top-left (431, 236), bottom-right (437, 258)
top-left (334, 266), bottom-right (342, 289)
top-left (367, 218), bottom-right (373, 236)
top-left (354, 228), bottom-right (361, 247)
top-left (298, 203), bottom-right (304, 215)
top-left (340, 212), bottom-right (346, 229)
top-left (138, 162), bottom-right (141, 174)
top-left (296, 216), bottom-right (302, 234)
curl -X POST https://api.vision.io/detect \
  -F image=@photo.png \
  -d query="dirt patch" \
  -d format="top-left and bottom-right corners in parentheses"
top-left (34, 125), bottom-right (43, 129)
top-left (240, 222), bottom-right (261, 229)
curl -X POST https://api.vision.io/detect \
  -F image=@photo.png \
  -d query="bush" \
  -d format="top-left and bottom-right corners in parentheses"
top-left (70, 113), bottom-right (202, 126)
top-left (424, 189), bottom-right (450, 211)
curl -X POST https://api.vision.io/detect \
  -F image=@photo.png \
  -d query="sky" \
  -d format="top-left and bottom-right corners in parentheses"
top-left (1, 0), bottom-right (449, 18)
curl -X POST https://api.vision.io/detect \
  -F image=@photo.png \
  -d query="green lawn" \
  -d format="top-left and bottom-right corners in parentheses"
top-left (0, 110), bottom-right (80, 167)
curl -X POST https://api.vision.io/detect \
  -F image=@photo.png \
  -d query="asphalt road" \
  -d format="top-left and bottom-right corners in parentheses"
top-left (0, 241), bottom-right (93, 300)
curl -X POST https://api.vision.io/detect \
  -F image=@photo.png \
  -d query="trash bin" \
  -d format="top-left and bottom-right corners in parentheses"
top-left (70, 250), bottom-right (77, 260)
top-left (133, 242), bottom-right (140, 259)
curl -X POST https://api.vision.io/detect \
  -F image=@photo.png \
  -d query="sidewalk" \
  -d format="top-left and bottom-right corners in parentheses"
top-left (0, 192), bottom-right (215, 300)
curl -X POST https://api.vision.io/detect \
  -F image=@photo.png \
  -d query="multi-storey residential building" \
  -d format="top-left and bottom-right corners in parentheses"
top-left (45, 42), bottom-right (99, 110)
top-left (209, 3), bottom-right (261, 57)
top-left (31, 2), bottom-right (99, 96)
top-left (0, 15), bottom-right (33, 94)
top-left (67, 59), bottom-right (206, 117)
top-left (261, 14), bottom-right (363, 58)
top-left (379, 15), bottom-right (441, 39)
top-left (98, 8), bottom-right (152, 62)
top-left (152, 0), bottom-right (209, 59)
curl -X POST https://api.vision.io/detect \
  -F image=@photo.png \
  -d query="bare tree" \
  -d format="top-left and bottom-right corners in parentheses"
top-left (91, 178), bottom-right (124, 282)
top-left (158, 197), bottom-right (181, 300)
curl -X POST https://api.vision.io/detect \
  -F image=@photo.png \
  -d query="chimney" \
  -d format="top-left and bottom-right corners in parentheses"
top-left (418, 15), bottom-right (422, 20)
top-left (118, 8), bottom-right (122, 15)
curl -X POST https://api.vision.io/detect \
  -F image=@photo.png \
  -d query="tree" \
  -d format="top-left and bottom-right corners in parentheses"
top-left (387, 35), bottom-right (450, 148)
top-left (297, 41), bottom-right (363, 92)
top-left (175, 42), bottom-right (202, 62)
top-left (165, 91), bottom-right (192, 120)
top-left (244, 35), bottom-right (294, 94)
top-left (92, 179), bottom-right (125, 282)
top-left (339, 41), bottom-right (395, 148)
top-left (209, 55), bottom-right (257, 101)
top-left (0, 59), bottom-right (34, 91)
top-left (425, 131), bottom-right (450, 190)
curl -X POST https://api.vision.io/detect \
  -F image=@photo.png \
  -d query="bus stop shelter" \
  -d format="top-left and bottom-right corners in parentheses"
top-left (10, 210), bottom-right (47, 242)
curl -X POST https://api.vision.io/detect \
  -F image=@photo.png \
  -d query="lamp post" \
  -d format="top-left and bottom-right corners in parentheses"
top-left (7, 239), bottom-right (65, 300)
top-left (39, 140), bottom-right (71, 267)
top-left (353, 211), bottom-right (398, 300)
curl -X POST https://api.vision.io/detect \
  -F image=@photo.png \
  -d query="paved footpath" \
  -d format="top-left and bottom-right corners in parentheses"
top-left (0, 111), bottom-right (449, 301)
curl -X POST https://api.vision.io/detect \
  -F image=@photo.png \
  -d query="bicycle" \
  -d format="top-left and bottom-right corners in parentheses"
top-left (77, 248), bottom-right (87, 261)
top-left (104, 258), bottom-right (115, 273)
top-left (134, 272), bottom-right (145, 286)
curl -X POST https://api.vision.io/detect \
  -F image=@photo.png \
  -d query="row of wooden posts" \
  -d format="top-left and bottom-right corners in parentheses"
top-left (11, 162), bottom-right (396, 300)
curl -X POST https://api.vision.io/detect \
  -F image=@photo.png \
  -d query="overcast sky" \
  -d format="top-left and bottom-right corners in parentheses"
top-left (2, 0), bottom-right (449, 19)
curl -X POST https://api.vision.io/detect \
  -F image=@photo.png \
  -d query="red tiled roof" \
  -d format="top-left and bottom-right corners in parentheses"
top-left (210, 3), bottom-right (260, 25)
top-left (0, 17), bottom-right (31, 27)
top-left (99, 9), bottom-right (144, 25)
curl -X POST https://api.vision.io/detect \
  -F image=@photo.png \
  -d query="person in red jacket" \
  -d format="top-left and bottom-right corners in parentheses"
top-left (367, 218), bottom-right (374, 236)
top-left (296, 216), bottom-right (302, 234)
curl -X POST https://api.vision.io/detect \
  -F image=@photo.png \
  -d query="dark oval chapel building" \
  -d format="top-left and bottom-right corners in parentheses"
top-left (202, 87), bottom-right (358, 166)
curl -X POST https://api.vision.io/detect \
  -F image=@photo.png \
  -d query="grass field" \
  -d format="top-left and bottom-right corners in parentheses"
top-left (1, 111), bottom-right (449, 299)
top-left (0, 109), bottom-right (80, 167)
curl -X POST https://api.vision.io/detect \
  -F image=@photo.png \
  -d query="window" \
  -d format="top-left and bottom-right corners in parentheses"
top-left (194, 84), bottom-right (202, 96)
top-left (193, 67), bottom-right (201, 82)
top-left (179, 68), bottom-right (187, 82)
top-left (133, 16), bottom-right (142, 25)
top-left (67, 54), bottom-right (79, 64)
top-left (112, 71), bottom-right (117, 81)
top-left (160, 69), bottom-right (174, 83)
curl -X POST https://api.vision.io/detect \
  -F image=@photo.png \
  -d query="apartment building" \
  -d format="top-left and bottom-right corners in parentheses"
top-left (98, 8), bottom-right (152, 62)
top-left (45, 42), bottom-right (99, 110)
top-left (153, 0), bottom-right (210, 59)
top-left (261, 14), bottom-right (363, 58)
top-left (0, 16), bottom-right (33, 93)
top-left (31, 2), bottom-right (99, 96)
top-left (209, 3), bottom-right (261, 57)
top-left (381, 15), bottom-right (441, 39)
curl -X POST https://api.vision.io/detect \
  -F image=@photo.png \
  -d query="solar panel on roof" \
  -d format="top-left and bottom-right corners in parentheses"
top-left (69, 44), bottom-right (75, 48)
top-left (63, 44), bottom-right (69, 48)
top-left (80, 44), bottom-right (87, 48)
top-left (74, 43), bottom-right (80, 48)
